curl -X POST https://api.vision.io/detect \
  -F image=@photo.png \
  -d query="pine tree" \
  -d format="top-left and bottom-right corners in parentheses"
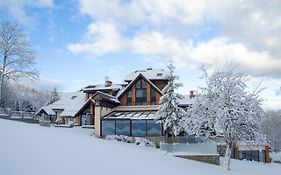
top-left (48, 87), bottom-right (60, 105)
top-left (184, 66), bottom-right (266, 170)
top-left (156, 60), bottom-right (186, 137)
top-left (21, 100), bottom-right (34, 112)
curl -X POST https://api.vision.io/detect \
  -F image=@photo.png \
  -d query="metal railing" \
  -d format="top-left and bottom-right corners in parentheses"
top-left (0, 107), bottom-right (39, 121)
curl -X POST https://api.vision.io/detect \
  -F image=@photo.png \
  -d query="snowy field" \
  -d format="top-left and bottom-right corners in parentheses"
top-left (0, 119), bottom-right (280, 175)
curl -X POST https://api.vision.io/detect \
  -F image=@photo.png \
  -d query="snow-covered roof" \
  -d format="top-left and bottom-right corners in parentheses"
top-left (36, 106), bottom-right (55, 115)
top-left (83, 84), bottom-right (123, 92)
top-left (40, 91), bottom-right (85, 117)
top-left (116, 73), bottom-right (163, 99)
top-left (124, 68), bottom-right (170, 82)
top-left (103, 111), bottom-right (157, 120)
top-left (178, 95), bottom-right (195, 106)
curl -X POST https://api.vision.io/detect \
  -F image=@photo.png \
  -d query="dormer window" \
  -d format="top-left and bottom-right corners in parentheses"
top-left (157, 73), bottom-right (162, 77)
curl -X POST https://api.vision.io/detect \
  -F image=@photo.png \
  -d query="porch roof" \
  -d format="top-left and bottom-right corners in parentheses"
top-left (103, 111), bottom-right (158, 120)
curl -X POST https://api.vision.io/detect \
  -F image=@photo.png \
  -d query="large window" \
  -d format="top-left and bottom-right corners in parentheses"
top-left (127, 89), bottom-right (132, 106)
top-left (147, 120), bottom-right (162, 136)
top-left (101, 119), bottom-right (163, 137)
top-left (132, 120), bottom-right (146, 136)
top-left (102, 120), bottom-right (115, 135)
top-left (150, 87), bottom-right (156, 105)
top-left (240, 150), bottom-right (260, 162)
top-left (116, 120), bottom-right (130, 135)
top-left (136, 79), bottom-right (147, 105)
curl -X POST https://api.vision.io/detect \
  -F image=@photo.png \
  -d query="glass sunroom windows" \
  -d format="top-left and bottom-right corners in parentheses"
top-left (131, 120), bottom-right (146, 136)
top-left (102, 120), bottom-right (115, 135)
top-left (116, 120), bottom-right (130, 135)
top-left (101, 119), bottom-right (163, 137)
top-left (147, 120), bottom-right (162, 136)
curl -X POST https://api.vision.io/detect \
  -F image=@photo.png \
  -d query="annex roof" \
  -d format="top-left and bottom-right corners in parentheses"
top-left (124, 68), bottom-right (170, 82)
top-left (36, 106), bottom-right (55, 115)
top-left (177, 95), bottom-right (195, 107)
top-left (37, 91), bottom-right (86, 117)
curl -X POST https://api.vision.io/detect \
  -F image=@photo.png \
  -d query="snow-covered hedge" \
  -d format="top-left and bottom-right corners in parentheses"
top-left (104, 135), bottom-right (155, 148)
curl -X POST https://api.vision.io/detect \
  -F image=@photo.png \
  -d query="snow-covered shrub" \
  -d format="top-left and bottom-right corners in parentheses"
top-left (104, 135), bottom-right (156, 148)
top-left (105, 135), bottom-right (134, 143)
top-left (134, 137), bottom-right (156, 147)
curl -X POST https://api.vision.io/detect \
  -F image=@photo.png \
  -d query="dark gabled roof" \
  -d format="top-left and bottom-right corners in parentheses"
top-left (116, 73), bottom-right (163, 99)
top-left (75, 91), bottom-right (120, 116)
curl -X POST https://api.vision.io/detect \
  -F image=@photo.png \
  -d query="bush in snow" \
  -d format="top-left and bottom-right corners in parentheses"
top-left (134, 137), bottom-right (156, 147)
top-left (105, 135), bottom-right (134, 143)
top-left (104, 135), bottom-right (155, 148)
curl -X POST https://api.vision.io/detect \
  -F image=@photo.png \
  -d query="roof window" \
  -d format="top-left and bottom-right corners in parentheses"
top-left (157, 73), bottom-right (163, 77)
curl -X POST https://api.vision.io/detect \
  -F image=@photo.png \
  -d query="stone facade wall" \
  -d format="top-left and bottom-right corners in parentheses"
top-left (175, 154), bottom-right (220, 165)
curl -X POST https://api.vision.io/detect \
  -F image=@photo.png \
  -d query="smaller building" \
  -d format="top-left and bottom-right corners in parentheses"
top-left (36, 90), bottom-right (85, 125)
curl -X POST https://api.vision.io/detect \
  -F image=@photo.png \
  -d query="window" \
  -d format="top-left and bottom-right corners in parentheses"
top-left (157, 73), bottom-right (162, 77)
top-left (240, 150), bottom-right (260, 162)
top-left (116, 120), bottom-right (130, 135)
top-left (127, 89), bottom-right (132, 106)
top-left (147, 120), bottom-right (162, 136)
top-left (132, 120), bottom-right (146, 136)
top-left (102, 120), bottom-right (115, 136)
top-left (136, 79), bottom-right (147, 105)
top-left (150, 87), bottom-right (156, 105)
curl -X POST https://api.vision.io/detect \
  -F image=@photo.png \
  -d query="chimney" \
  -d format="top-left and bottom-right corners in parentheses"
top-left (189, 90), bottom-right (195, 98)
top-left (104, 76), bottom-right (112, 87)
top-left (105, 80), bottom-right (112, 87)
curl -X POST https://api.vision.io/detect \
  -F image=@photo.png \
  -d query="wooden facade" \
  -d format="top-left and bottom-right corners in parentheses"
top-left (118, 75), bottom-right (167, 106)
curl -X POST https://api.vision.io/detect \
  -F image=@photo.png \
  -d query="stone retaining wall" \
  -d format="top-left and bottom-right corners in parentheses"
top-left (175, 154), bottom-right (220, 165)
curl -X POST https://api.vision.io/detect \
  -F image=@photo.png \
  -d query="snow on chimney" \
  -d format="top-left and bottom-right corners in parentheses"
top-left (105, 80), bottom-right (112, 87)
top-left (105, 76), bottom-right (112, 87)
top-left (190, 90), bottom-right (195, 98)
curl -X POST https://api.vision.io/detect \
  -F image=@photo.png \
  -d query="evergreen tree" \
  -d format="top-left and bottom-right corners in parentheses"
top-left (21, 100), bottom-right (34, 112)
top-left (156, 60), bottom-right (186, 137)
top-left (185, 66), bottom-right (266, 170)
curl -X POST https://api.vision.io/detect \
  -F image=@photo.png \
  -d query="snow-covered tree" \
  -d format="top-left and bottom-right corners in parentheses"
top-left (184, 66), bottom-right (266, 170)
top-left (263, 110), bottom-right (281, 152)
top-left (0, 21), bottom-right (38, 107)
top-left (48, 87), bottom-right (60, 105)
top-left (156, 60), bottom-right (186, 137)
top-left (21, 100), bottom-right (34, 112)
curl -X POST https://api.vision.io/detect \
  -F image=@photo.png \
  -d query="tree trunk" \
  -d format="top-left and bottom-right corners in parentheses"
top-left (225, 142), bottom-right (233, 170)
top-left (0, 53), bottom-right (7, 107)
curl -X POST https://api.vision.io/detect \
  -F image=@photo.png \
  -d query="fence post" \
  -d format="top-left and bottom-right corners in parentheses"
top-left (21, 111), bottom-right (24, 119)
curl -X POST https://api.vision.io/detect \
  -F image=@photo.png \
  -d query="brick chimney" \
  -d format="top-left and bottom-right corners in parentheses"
top-left (189, 90), bottom-right (195, 98)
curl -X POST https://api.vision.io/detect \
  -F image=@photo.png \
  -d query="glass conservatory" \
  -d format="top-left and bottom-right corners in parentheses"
top-left (101, 111), bottom-right (163, 137)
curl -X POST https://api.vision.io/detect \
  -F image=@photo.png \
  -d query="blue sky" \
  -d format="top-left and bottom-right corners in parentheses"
top-left (0, 0), bottom-right (280, 110)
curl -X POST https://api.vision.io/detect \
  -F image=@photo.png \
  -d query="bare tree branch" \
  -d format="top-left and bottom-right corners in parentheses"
top-left (0, 21), bottom-right (38, 107)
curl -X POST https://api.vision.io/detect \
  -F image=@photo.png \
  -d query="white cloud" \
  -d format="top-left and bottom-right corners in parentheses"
top-left (208, 0), bottom-right (281, 58)
top-left (0, 0), bottom-right (54, 25)
top-left (131, 32), bottom-right (281, 77)
top-left (68, 22), bottom-right (127, 57)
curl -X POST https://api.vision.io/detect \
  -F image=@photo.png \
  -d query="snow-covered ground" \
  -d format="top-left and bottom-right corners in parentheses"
top-left (0, 119), bottom-right (280, 175)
